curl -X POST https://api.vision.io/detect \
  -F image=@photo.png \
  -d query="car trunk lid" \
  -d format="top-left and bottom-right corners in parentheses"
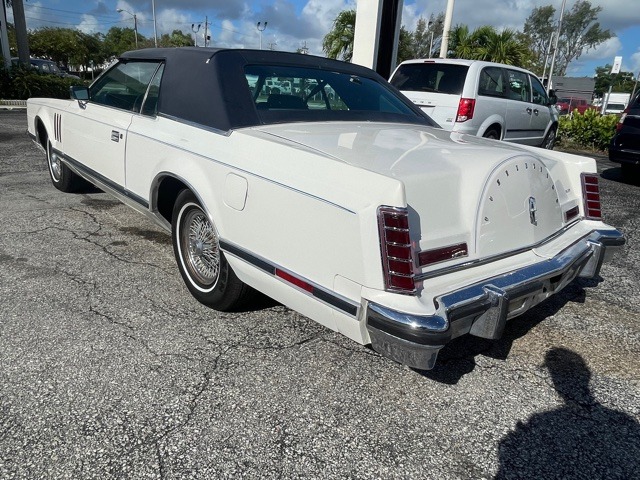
top-left (252, 122), bottom-right (565, 263)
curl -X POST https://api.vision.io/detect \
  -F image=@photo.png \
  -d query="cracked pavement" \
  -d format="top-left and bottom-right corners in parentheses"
top-left (0, 110), bottom-right (639, 479)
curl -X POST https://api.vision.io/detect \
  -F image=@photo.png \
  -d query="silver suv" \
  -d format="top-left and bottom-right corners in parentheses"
top-left (390, 59), bottom-right (559, 149)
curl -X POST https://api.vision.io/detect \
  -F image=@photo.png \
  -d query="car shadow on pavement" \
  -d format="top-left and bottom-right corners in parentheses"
top-left (601, 166), bottom-right (640, 186)
top-left (494, 347), bottom-right (640, 479)
top-left (416, 278), bottom-right (598, 384)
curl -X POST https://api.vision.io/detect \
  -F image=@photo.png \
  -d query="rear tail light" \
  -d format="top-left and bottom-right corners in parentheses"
top-left (456, 98), bottom-right (475, 122)
top-left (581, 173), bottom-right (602, 220)
top-left (378, 206), bottom-right (415, 294)
top-left (616, 108), bottom-right (628, 131)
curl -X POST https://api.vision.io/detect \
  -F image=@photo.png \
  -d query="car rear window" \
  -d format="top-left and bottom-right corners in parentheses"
top-left (244, 65), bottom-right (436, 126)
top-left (390, 63), bottom-right (468, 95)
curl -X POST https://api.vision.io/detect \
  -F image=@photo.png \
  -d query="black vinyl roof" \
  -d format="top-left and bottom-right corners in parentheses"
top-left (119, 48), bottom-right (431, 131)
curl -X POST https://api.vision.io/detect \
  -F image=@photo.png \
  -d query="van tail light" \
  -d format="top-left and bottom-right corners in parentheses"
top-left (378, 206), bottom-right (416, 294)
top-left (581, 173), bottom-right (602, 220)
top-left (456, 98), bottom-right (475, 122)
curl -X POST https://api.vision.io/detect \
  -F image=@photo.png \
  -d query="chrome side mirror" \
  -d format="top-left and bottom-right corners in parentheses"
top-left (70, 86), bottom-right (89, 108)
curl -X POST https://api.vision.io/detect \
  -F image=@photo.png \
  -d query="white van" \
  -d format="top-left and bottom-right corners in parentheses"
top-left (390, 59), bottom-right (559, 149)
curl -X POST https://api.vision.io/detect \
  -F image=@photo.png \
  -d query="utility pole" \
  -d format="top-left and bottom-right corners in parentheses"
top-left (256, 21), bottom-right (267, 50)
top-left (204, 16), bottom-right (208, 47)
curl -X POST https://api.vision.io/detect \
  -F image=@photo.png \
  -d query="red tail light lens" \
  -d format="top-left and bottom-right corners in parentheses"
top-left (378, 207), bottom-right (415, 294)
top-left (581, 173), bottom-right (602, 220)
top-left (456, 98), bottom-right (475, 122)
top-left (616, 110), bottom-right (628, 131)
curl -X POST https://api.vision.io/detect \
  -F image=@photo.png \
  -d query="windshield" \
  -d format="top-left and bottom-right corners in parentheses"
top-left (390, 63), bottom-right (469, 94)
top-left (245, 65), bottom-right (435, 126)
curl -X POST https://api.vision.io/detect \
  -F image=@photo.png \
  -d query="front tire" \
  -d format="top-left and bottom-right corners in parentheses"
top-left (46, 139), bottom-right (87, 192)
top-left (172, 190), bottom-right (250, 311)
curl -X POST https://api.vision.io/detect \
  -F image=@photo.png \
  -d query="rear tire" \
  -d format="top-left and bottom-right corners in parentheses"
top-left (541, 127), bottom-right (557, 150)
top-left (46, 139), bottom-right (87, 193)
top-left (483, 128), bottom-right (500, 140)
top-left (171, 190), bottom-right (251, 311)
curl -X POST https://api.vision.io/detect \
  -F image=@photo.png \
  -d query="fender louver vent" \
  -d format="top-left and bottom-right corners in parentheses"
top-left (54, 113), bottom-right (62, 142)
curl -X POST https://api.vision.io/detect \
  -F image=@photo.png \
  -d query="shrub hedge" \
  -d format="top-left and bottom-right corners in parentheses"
top-left (557, 109), bottom-right (619, 152)
top-left (0, 67), bottom-right (85, 100)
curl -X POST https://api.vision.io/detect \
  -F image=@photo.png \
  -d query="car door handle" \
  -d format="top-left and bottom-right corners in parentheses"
top-left (111, 130), bottom-right (120, 142)
top-left (526, 107), bottom-right (533, 114)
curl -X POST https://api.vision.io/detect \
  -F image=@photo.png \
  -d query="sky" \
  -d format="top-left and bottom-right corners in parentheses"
top-left (5, 0), bottom-right (640, 77)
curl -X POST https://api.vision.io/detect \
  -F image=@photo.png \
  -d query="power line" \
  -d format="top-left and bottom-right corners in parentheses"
top-left (24, 4), bottom-right (120, 20)
top-left (24, 15), bottom-right (125, 27)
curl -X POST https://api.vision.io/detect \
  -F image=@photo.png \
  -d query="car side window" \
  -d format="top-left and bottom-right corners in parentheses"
top-left (478, 67), bottom-right (506, 98)
top-left (505, 69), bottom-right (531, 103)
top-left (90, 61), bottom-right (162, 112)
top-left (530, 75), bottom-right (548, 105)
top-left (141, 63), bottom-right (164, 116)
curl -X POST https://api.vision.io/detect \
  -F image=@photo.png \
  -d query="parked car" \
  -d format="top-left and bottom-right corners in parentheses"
top-left (609, 92), bottom-right (640, 176)
top-left (27, 48), bottom-right (624, 370)
top-left (389, 58), bottom-right (559, 149)
top-left (11, 57), bottom-right (81, 79)
top-left (556, 97), bottom-right (598, 115)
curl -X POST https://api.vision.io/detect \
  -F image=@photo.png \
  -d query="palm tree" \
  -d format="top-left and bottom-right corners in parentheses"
top-left (477, 28), bottom-right (529, 65)
top-left (322, 10), bottom-right (356, 62)
top-left (449, 25), bottom-right (529, 68)
top-left (449, 25), bottom-right (475, 60)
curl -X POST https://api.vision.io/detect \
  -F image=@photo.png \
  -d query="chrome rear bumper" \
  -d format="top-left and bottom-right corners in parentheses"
top-left (365, 229), bottom-right (625, 370)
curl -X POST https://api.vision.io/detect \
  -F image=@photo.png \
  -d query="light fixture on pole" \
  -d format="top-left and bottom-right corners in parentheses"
top-left (116, 8), bottom-right (138, 49)
top-left (192, 23), bottom-right (201, 47)
top-left (256, 21), bottom-right (267, 50)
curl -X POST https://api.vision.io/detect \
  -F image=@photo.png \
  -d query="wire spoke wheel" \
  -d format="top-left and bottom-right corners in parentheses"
top-left (172, 190), bottom-right (251, 310)
top-left (182, 207), bottom-right (220, 287)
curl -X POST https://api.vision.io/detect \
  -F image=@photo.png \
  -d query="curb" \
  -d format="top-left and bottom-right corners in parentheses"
top-left (0, 100), bottom-right (27, 110)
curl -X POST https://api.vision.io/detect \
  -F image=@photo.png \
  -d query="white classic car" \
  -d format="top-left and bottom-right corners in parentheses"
top-left (27, 48), bottom-right (624, 370)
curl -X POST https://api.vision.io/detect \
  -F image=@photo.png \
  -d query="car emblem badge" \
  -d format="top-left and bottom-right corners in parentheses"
top-left (529, 196), bottom-right (537, 226)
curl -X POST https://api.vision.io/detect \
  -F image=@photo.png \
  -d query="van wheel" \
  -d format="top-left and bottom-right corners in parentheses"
top-left (483, 128), bottom-right (500, 140)
top-left (542, 127), bottom-right (557, 150)
top-left (172, 190), bottom-right (251, 311)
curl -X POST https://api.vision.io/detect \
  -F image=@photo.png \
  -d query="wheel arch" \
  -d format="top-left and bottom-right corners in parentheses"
top-left (150, 173), bottom-right (212, 231)
top-left (35, 116), bottom-right (48, 149)
top-left (477, 116), bottom-right (504, 139)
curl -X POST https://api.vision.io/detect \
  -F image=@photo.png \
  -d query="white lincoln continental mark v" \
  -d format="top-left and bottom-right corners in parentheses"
top-left (27, 48), bottom-right (625, 370)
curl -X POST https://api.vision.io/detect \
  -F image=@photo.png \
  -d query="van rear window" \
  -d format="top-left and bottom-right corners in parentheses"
top-left (390, 63), bottom-right (468, 95)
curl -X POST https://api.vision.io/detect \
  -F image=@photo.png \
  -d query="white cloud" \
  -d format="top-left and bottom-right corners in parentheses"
top-left (629, 50), bottom-right (640, 75)
top-left (77, 15), bottom-right (99, 34)
top-left (580, 36), bottom-right (622, 61)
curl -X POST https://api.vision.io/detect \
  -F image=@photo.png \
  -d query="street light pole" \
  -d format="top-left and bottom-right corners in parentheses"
top-left (192, 23), bottom-right (201, 47)
top-left (151, 0), bottom-right (158, 47)
top-left (546, 0), bottom-right (567, 94)
top-left (256, 21), bottom-right (267, 50)
top-left (117, 8), bottom-right (138, 49)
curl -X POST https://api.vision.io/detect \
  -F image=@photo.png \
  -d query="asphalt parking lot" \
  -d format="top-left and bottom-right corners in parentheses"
top-left (1, 109), bottom-right (638, 479)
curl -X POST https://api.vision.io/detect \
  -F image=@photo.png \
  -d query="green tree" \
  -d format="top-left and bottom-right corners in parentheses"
top-left (102, 26), bottom-right (145, 58)
top-left (593, 64), bottom-right (636, 96)
top-left (411, 13), bottom-right (445, 59)
top-left (396, 26), bottom-right (414, 64)
top-left (322, 9), bottom-right (355, 61)
top-left (449, 25), bottom-right (528, 66)
top-left (157, 30), bottom-right (192, 48)
top-left (523, 1), bottom-right (612, 76)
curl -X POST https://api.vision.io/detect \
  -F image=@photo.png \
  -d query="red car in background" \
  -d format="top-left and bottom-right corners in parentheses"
top-left (556, 97), bottom-right (598, 115)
